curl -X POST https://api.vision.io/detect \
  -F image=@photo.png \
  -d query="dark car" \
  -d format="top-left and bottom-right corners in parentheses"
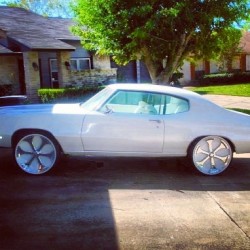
top-left (0, 95), bottom-right (28, 106)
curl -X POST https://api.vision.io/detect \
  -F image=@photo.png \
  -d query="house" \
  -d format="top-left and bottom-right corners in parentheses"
top-left (0, 6), bottom-right (119, 101)
top-left (179, 31), bottom-right (250, 84)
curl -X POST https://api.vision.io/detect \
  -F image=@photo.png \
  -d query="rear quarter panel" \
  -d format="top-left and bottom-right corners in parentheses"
top-left (162, 96), bottom-right (250, 156)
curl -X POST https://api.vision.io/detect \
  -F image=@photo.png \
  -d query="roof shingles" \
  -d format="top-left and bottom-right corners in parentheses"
top-left (0, 6), bottom-right (77, 51)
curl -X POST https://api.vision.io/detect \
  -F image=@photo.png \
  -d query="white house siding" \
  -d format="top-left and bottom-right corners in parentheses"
top-left (179, 60), bottom-right (191, 84)
top-left (210, 60), bottom-right (220, 73)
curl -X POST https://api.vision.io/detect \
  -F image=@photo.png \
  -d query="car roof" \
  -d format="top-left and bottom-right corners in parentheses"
top-left (107, 83), bottom-right (201, 99)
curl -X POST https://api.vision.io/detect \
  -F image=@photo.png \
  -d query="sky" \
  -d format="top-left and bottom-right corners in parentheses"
top-left (0, 0), bottom-right (73, 17)
top-left (0, 0), bottom-right (7, 5)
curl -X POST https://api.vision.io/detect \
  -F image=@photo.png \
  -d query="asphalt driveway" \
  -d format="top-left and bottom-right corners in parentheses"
top-left (0, 150), bottom-right (249, 250)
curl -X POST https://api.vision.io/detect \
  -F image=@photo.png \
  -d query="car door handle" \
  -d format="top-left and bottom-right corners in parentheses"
top-left (149, 119), bottom-right (161, 124)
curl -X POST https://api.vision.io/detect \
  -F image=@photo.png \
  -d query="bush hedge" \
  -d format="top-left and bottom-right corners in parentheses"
top-left (38, 85), bottom-right (105, 103)
top-left (200, 72), bottom-right (250, 85)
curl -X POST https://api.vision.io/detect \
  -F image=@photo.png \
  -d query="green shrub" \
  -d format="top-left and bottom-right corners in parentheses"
top-left (38, 85), bottom-right (105, 103)
top-left (200, 72), bottom-right (250, 85)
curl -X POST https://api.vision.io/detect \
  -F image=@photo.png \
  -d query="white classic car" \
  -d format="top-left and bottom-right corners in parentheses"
top-left (0, 84), bottom-right (249, 175)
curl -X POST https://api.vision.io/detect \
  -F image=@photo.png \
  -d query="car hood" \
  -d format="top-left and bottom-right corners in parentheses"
top-left (0, 103), bottom-right (87, 115)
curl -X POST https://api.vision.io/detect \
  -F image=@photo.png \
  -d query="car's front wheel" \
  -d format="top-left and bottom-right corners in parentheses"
top-left (14, 132), bottom-right (60, 175)
top-left (190, 136), bottom-right (233, 175)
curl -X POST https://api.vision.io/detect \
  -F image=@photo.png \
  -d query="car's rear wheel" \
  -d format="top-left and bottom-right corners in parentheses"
top-left (190, 136), bottom-right (233, 175)
top-left (14, 132), bottom-right (60, 175)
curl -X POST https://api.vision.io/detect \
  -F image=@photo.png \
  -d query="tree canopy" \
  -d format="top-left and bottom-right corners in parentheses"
top-left (72, 0), bottom-right (250, 84)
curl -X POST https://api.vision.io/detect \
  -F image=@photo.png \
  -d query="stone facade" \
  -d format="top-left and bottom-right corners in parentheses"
top-left (64, 54), bottom-right (117, 87)
top-left (69, 68), bottom-right (117, 87)
top-left (57, 53), bottom-right (117, 88)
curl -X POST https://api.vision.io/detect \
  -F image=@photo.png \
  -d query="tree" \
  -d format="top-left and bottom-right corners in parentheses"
top-left (5, 0), bottom-right (72, 17)
top-left (72, 0), bottom-right (250, 84)
top-left (213, 27), bottom-right (243, 72)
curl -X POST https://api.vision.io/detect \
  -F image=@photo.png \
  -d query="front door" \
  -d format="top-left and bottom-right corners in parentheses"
top-left (82, 112), bottom-right (164, 153)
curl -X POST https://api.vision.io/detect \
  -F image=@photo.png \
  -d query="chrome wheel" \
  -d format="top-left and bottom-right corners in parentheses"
top-left (192, 136), bottom-right (233, 175)
top-left (14, 133), bottom-right (58, 175)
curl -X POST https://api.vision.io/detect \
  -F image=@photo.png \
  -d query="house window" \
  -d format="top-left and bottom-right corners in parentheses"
top-left (70, 58), bottom-right (91, 70)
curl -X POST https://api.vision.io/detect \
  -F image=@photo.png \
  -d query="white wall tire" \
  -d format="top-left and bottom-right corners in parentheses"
top-left (191, 136), bottom-right (233, 176)
top-left (14, 133), bottom-right (59, 175)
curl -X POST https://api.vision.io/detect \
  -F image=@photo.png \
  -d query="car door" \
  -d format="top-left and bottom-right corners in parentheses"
top-left (81, 90), bottom-right (164, 154)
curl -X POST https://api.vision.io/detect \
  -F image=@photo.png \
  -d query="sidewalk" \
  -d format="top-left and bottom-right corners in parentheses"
top-left (204, 95), bottom-right (250, 110)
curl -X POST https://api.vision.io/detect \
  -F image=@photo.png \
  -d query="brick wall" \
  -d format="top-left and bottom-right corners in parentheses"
top-left (57, 51), bottom-right (71, 87)
top-left (23, 51), bottom-right (40, 102)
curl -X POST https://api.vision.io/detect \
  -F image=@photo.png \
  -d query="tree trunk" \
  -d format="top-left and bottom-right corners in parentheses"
top-left (141, 33), bottom-right (193, 85)
top-left (141, 47), bottom-right (162, 84)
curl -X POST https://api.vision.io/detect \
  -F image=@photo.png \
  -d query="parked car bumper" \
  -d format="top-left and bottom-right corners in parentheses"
top-left (0, 95), bottom-right (28, 106)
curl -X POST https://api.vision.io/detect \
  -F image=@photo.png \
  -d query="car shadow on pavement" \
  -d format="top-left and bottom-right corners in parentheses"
top-left (0, 152), bottom-right (249, 249)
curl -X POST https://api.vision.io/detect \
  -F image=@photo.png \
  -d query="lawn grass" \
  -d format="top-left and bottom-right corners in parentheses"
top-left (228, 108), bottom-right (250, 115)
top-left (191, 83), bottom-right (250, 97)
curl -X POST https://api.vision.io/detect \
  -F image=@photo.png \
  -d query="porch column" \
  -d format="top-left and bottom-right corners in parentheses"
top-left (23, 51), bottom-right (40, 103)
top-left (57, 51), bottom-right (71, 88)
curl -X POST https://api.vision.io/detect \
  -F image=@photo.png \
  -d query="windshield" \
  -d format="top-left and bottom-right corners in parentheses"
top-left (81, 87), bottom-right (113, 111)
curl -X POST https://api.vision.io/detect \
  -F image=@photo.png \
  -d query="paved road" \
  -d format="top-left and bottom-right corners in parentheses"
top-left (0, 150), bottom-right (249, 250)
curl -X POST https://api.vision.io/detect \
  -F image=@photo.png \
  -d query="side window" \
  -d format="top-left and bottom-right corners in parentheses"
top-left (165, 96), bottom-right (189, 114)
top-left (100, 90), bottom-right (189, 115)
top-left (100, 91), bottom-right (161, 115)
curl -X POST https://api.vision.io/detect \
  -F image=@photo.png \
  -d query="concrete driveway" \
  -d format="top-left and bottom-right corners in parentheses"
top-left (204, 95), bottom-right (250, 110)
top-left (0, 150), bottom-right (249, 250)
